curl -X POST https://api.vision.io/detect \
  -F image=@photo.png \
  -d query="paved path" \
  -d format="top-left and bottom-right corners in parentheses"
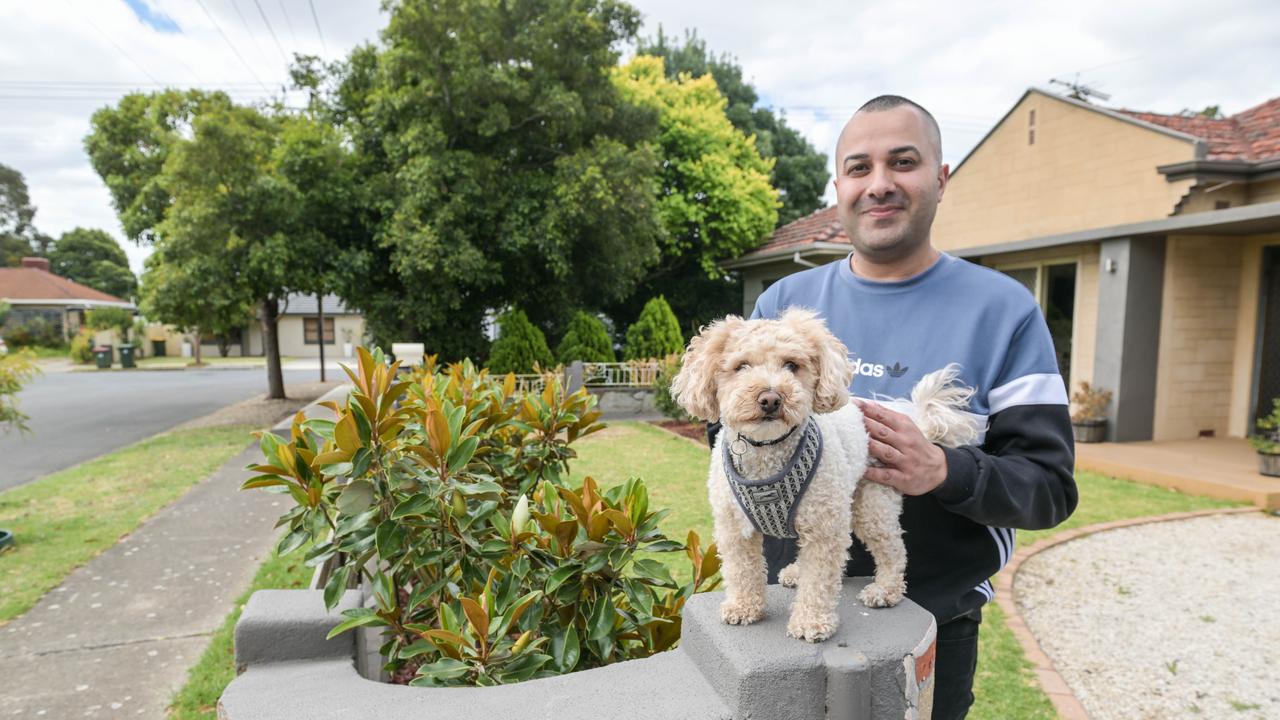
top-left (0, 367), bottom-right (325, 492)
top-left (0, 441), bottom-right (293, 718)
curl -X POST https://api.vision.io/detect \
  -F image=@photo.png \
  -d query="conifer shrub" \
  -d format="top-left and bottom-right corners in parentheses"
top-left (624, 296), bottom-right (683, 361)
top-left (487, 309), bottom-right (554, 374)
top-left (556, 311), bottom-right (616, 364)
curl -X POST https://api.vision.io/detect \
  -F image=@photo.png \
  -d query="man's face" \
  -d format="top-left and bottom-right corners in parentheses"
top-left (833, 107), bottom-right (949, 264)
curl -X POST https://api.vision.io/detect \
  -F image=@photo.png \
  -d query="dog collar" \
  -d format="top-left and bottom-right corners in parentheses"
top-left (736, 423), bottom-right (799, 448)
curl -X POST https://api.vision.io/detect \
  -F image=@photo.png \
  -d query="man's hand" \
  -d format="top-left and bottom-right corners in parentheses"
top-left (854, 399), bottom-right (948, 496)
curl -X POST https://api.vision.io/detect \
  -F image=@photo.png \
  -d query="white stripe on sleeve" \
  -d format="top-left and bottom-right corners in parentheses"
top-left (987, 373), bottom-right (1068, 414)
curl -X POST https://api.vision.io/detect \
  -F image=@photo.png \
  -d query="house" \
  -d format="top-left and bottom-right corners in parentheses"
top-left (725, 88), bottom-right (1280, 443)
top-left (163, 293), bottom-right (367, 359)
top-left (0, 257), bottom-right (135, 341)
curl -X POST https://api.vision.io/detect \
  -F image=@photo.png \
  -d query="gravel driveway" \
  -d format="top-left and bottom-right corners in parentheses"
top-left (1014, 512), bottom-right (1280, 720)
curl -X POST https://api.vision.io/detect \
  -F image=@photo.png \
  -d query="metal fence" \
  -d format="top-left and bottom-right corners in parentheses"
top-left (510, 360), bottom-right (664, 393)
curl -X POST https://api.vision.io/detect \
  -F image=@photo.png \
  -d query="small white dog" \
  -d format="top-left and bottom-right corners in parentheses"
top-left (671, 308), bottom-right (978, 642)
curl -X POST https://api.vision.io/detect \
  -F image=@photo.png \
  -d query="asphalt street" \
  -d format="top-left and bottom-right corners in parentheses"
top-left (0, 367), bottom-right (323, 492)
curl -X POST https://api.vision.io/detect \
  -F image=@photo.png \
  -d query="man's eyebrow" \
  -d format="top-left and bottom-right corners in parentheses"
top-left (889, 145), bottom-right (921, 155)
top-left (842, 152), bottom-right (869, 165)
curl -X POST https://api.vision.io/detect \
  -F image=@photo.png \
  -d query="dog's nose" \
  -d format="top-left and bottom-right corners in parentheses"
top-left (757, 390), bottom-right (781, 416)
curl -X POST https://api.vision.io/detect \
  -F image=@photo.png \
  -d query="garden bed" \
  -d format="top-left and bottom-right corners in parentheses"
top-left (650, 419), bottom-right (706, 443)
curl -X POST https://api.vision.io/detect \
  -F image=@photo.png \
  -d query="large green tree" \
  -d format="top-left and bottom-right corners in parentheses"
top-left (638, 29), bottom-right (829, 227)
top-left (302, 0), bottom-right (666, 359)
top-left (0, 163), bottom-right (52, 265)
top-left (606, 55), bottom-right (778, 338)
top-left (87, 91), bottom-right (350, 398)
top-left (47, 227), bottom-right (137, 299)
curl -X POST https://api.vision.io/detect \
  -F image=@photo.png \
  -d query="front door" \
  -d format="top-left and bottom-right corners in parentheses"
top-left (1253, 246), bottom-right (1280, 426)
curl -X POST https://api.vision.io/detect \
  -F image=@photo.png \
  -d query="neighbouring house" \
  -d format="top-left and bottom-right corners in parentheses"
top-left (0, 257), bottom-right (135, 342)
top-left (163, 293), bottom-right (367, 359)
top-left (725, 88), bottom-right (1280, 443)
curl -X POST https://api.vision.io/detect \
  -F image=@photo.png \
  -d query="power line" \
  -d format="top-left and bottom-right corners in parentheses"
top-left (253, 0), bottom-right (292, 65)
top-left (276, 0), bottom-right (300, 48)
top-left (193, 0), bottom-right (272, 93)
top-left (228, 0), bottom-right (276, 67)
top-left (66, 0), bottom-right (162, 86)
top-left (309, 0), bottom-right (328, 54)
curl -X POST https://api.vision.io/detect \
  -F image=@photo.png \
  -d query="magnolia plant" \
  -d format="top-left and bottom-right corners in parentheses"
top-left (244, 348), bottom-right (720, 686)
top-left (1249, 398), bottom-right (1280, 455)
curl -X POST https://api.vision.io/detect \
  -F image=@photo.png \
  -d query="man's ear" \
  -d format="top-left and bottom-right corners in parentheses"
top-left (670, 316), bottom-right (744, 422)
top-left (778, 307), bottom-right (852, 413)
top-left (937, 162), bottom-right (950, 201)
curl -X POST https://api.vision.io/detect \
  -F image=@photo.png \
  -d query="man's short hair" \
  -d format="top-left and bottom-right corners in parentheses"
top-left (854, 94), bottom-right (943, 163)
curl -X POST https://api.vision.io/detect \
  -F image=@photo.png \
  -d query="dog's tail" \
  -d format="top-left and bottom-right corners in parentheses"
top-left (911, 363), bottom-right (982, 448)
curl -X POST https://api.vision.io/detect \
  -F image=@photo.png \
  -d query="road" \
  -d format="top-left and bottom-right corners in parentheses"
top-left (0, 367), bottom-right (325, 492)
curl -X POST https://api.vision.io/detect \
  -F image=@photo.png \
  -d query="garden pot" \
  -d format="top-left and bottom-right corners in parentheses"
top-left (1258, 452), bottom-right (1280, 477)
top-left (0, 529), bottom-right (13, 552)
top-left (343, 342), bottom-right (354, 358)
top-left (1072, 419), bottom-right (1107, 443)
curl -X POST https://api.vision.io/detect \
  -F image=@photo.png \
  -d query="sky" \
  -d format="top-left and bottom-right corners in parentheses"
top-left (1, 0), bottom-right (1278, 275)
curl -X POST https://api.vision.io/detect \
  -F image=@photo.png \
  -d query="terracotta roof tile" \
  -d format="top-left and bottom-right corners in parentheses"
top-left (0, 267), bottom-right (128, 304)
top-left (739, 205), bottom-right (851, 259)
top-left (1118, 96), bottom-right (1280, 161)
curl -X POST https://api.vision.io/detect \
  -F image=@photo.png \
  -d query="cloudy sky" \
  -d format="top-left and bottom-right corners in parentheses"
top-left (2, 0), bottom-right (1278, 274)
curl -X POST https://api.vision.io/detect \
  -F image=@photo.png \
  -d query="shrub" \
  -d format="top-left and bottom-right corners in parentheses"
top-left (244, 349), bottom-right (721, 687)
top-left (624, 296), bottom-right (683, 361)
top-left (69, 330), bottom-right (95, 364)
top-left (2, 316), bottom-right (62, 348)
top-left (1069, 382), bottom-right (1112, 423)
top-left (652, 354), bottom-right (690, 422)
top-left (1250, 398), bottom-right (1280, 455)
top-left (0, 349), bottom-right (39, 434)
top-left (86, 307), bottom-right (134, 340)
top-left (487, 309), bottom-right (554, 374)
top-left (556, 311), bottom-right (616, 364)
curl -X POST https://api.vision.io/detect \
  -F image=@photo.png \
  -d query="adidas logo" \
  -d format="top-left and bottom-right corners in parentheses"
top-left (849, 356), bottom-right (909, 379)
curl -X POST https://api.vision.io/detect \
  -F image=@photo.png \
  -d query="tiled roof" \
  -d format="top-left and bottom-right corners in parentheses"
top-left (0, 266), bottom-right (128, 304)
top-left (737, 205), bottom-right (851, 260)
top-left (280, 293), bottom-right (356, 316)
top-left (1118, 96), bottom-right (1280, 162)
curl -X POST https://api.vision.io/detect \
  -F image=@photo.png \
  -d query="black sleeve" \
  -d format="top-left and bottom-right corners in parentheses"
top-left (930, 403), bottom-right (1077, 530)
top-left (706, 421), bottom-right (722, 449)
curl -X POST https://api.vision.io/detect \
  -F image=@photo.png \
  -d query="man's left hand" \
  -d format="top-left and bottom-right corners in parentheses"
top-left (854, 399), bottom-right (948, 496)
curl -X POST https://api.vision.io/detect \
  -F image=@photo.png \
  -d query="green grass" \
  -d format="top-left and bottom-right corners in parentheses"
top-left (167, 543), bottom-right (314, 719)
top-left (22, 345), bottom-right (71, 359)
top-left (136, 356), bottom-right (270, 368)
top-left (0, 424), bottom-right (258, 623)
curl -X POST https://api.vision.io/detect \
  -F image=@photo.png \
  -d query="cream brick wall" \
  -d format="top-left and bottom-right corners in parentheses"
top-left (1248, 179), bottom-right (1280, 204)
top-left (975, 243), bottom-right (1099, 396)
top-left (933, 91), bottom-right (1197, 252)
top-left (1152, 236), bottom-right (1245, 440)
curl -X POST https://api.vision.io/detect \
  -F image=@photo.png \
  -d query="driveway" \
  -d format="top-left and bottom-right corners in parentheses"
top-left (0, 367), bottom-right (326, 492)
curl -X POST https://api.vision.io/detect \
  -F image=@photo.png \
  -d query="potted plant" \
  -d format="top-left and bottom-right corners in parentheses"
top-left (1070, 381), bottom-right (1112, 443)
top-left (1249, 399), bottom-right (1280, 477)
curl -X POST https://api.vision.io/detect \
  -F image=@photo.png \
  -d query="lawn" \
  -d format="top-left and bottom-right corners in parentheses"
top-left (0, 424), bottom-right (258, 623)
top-left (136, 356), bottom-right (272, 368)
top-left (167, 543), bottom-right (314, 719)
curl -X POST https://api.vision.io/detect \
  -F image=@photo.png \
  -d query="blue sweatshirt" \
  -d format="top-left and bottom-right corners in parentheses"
top-left (748, 252), bottom-right (1077, 623)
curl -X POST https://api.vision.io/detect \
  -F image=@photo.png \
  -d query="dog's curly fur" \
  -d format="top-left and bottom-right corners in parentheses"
top-left (671, 308), bottom-right (978, 643)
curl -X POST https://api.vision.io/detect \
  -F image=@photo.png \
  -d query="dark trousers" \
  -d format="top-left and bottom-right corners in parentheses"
top-left (932, 612), bottom-right (980, 720)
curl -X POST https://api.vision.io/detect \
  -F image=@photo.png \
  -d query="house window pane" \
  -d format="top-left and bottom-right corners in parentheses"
top-left (304, 318), bottom-right (335, 344)
top-left (1002, 267), bottom-right (1038, 297)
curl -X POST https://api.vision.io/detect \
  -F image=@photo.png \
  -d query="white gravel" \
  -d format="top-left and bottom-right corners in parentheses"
top-left (1014, 512), bottom-right (1280, 720)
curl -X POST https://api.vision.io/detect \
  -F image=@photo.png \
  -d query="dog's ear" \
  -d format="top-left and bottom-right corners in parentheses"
top-left (670, 315), bottom-right (744, 422)
top-left (780, 307), bottom-right (853, 413)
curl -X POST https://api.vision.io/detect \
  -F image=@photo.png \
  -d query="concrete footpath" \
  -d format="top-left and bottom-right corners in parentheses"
top-left (0, 387), bottom-right (347, 718)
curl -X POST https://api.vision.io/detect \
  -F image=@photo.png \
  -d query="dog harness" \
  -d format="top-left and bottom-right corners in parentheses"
top-left (723, 418), bottom-right (823, 539)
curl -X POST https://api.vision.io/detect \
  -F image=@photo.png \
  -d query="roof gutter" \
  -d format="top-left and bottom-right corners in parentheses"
top-left (721, 241), bottom-right (852, 270)
top-left (1, 298), bottom-right (136, 310)
top-left (1156, 157), bottom-right (1280, 184)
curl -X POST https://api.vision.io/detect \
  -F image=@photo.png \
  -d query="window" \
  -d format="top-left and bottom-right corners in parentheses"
top-left (304, 318), bottom-right (335, 345)
top-left (997, 260), bottom-right (1077, 382)
top-left (1028, 108), bottom-right (1037, 146)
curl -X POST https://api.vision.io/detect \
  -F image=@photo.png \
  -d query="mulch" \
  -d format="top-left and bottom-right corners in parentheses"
top-left (650, 419), bottom-right (707, 444)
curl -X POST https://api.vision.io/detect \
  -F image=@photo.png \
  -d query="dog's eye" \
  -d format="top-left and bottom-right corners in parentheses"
top-left (784, 361), bottom-right (799, 373)
top-left (735, 362), bottom-right (750, 372)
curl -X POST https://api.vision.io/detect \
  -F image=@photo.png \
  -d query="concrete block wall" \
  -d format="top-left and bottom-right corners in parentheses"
top-left (1153, 235), bottom-right (1244, 440)
top-left (219, 578), bottom-right (936, 720)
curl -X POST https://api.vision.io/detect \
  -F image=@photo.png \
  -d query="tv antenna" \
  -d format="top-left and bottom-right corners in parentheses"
top-left (1049, 76), bottom-right (1111, 103)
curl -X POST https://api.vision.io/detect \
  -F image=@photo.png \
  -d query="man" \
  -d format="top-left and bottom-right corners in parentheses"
top-left (739, 96), bottom-right (1077, 718)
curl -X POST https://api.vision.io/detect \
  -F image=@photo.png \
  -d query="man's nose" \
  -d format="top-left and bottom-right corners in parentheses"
top-left (865, 165), bottom-right (896, 200)
top-left (758, 390), bottom-right (781, 415)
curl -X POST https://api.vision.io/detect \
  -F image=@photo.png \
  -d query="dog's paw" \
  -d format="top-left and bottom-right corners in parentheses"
top-left (786, 608), bottom-right (838, 643)
top-left (720, 597), bottom-right (765, 626)
top-left (858, 581), bottom-right (905, 608)
top-left (778, 562), bottom-right (800, 588)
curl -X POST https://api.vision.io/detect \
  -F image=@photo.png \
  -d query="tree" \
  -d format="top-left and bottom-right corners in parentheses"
top-left (0, 163), bottom-right (41, 266)
top-left (639, 29), bottom-right (829, 227)
top-left (47, 228), bottom-right (137, 299)
top-left (86, 92), bottom-right (348, 397)
top-left (302, 0), bottom-right (667, 359)
top-left (487, 309), bottom-right (554, 374)
top-left (138, 248), bottom-right (253, 366)
top-left (625, 296), bottom-right (683, 360)
top-left (85, 306), bottom-right (134, 340)
top-left (556, 311), bottom-right (615, 363)
top-left (607, 55), bottom-right (778, 339)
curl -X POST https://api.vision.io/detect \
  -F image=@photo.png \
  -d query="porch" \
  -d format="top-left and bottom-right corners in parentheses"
top-left (1075, 437), bottom-right (1280, 510)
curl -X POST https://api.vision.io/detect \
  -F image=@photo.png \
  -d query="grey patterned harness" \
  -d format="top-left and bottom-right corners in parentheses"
top-left (724, 418), bottom-right (823, 539)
